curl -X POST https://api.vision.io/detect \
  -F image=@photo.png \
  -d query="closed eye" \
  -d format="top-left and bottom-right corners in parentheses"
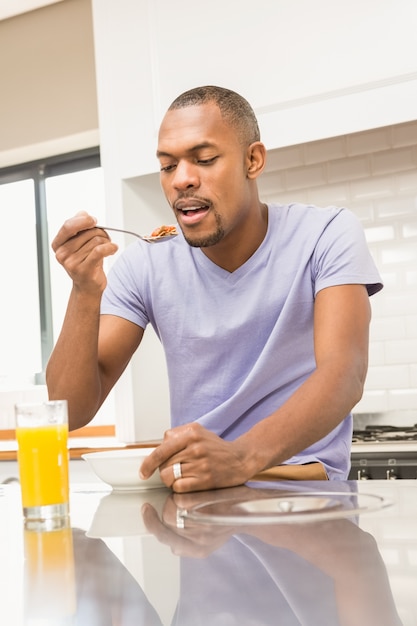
top-left (160, 164), bottom-right (176, 172)
top-left (159, 156), bottom-right (218, 172)
top-left (197, 157), bottom-right (218, 165)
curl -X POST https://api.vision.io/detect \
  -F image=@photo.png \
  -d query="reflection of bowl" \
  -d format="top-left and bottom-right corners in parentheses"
top-left (87, 488), bottom-right (169, 537)
top-left (81, 448), bottom-right (164, 491)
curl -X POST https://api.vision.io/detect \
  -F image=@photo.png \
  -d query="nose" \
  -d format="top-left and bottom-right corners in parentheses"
top-left (171, 160), bottom-right (199, 191)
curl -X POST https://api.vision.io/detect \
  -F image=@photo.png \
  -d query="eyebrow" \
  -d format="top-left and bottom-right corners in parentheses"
top-left (156, 142), bottom-right (217, 159)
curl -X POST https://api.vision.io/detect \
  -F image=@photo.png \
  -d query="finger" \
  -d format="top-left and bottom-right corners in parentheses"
top-left (53, 237), bottom-right (117, 296)
top-left (171, 475), bottom-right (205, 494)
top-left (64, 231), bottom-right (115, 264)
top-left (51, 213), bottom-right (98, 252)
top-left (55, 228), bottom-right (117, 273)
top-left (140, 431), bottom-right (187, 479)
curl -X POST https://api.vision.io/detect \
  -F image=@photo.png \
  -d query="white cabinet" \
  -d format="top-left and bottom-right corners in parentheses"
top-left (92, 0), bottom-right (417, 180)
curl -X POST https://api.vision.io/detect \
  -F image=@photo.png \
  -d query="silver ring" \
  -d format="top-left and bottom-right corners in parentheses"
top-left (173, 462), bottom-right (182, 480)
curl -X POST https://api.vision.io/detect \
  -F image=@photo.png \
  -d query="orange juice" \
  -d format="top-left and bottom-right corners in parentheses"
top-left (16, 423), bottom-right (69, 508)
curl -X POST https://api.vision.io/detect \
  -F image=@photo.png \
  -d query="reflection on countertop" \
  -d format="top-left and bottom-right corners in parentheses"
top-left (1, 479), bottom-right (416, 625)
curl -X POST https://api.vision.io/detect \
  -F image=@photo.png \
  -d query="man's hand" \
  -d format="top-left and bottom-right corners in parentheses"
top-left (51, 211), bottom-right (118, 294)
top-left (140, 422), bottom-right (255, 493)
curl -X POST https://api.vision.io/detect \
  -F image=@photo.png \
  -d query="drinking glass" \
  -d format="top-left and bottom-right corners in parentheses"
top-left (15, 400), bottom-right (70, 527)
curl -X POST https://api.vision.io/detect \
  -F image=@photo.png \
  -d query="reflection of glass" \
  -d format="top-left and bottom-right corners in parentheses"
top-left (23, 521), bottom-right (76, 622)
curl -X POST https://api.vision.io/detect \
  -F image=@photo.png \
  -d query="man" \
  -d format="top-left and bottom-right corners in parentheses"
top-left (47, 85), bottom-right (382, 493)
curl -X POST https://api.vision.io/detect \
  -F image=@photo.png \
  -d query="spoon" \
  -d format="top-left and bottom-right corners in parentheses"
top-left (95, 225), bottom-right (178, 243)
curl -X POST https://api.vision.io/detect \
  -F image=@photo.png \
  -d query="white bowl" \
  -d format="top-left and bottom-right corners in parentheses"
top-left (81, 448), bottom-right (164, 491)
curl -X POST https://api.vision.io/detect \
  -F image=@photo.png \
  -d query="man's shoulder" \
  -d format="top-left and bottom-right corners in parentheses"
top-left (269, 201), bottom-right (345, 221)
top-left (267, 202), bottom-right (349, 238)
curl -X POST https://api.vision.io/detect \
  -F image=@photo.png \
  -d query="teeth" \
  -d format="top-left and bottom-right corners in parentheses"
top-left (182, 206), bottom-right (205, 215)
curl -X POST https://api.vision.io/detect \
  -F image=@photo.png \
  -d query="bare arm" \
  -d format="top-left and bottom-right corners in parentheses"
top-left (141, 283), bottom-right (371, 491)
top-left (239, 283), bottom-right (371, 472)
top-left (46, 212), bottom-right (143, 430)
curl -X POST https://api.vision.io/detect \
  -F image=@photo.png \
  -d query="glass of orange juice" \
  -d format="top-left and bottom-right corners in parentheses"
top-left (15, 400), bottom-right (70, 527)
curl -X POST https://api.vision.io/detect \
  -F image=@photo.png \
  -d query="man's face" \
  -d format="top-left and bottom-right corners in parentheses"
top-left (157, 103), bottom-right (252, 248)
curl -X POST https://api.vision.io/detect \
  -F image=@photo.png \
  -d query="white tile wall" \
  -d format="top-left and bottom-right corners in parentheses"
top-left (258, 120), bottom-right (417, 419)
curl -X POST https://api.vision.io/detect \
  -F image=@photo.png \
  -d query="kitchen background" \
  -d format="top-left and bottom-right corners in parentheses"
top-left (0, 0), bottom-right (416, 439)
top-left (260, 121), bottom-right (417, 422)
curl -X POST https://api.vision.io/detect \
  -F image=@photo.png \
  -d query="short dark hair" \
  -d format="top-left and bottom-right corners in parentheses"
top-left (168, 86), bottom-right (261, 145)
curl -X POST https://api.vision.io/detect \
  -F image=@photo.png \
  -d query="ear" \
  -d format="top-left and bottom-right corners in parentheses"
top-left (245, 142), bottom-right (267, 179)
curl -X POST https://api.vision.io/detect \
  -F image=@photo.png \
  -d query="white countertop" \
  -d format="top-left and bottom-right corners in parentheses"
top-left (1, 479), bottom-right (416, 625)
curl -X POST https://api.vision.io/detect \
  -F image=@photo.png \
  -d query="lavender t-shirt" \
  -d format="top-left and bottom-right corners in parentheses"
top-left (101, 203), bottom-right (383, 479)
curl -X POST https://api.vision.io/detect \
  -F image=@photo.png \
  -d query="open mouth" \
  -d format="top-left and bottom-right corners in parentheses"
top-left (180, 206), bottom-right (209, 217)
top-left (175, 200), bottom-right (211, 225)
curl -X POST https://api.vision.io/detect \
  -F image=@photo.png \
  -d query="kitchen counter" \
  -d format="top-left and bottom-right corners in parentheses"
top-left (0, 479), bottom-right (416, 625)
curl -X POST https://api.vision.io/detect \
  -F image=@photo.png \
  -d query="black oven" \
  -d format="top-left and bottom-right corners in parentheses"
top-left (349, 425), bottom-right (417, 480)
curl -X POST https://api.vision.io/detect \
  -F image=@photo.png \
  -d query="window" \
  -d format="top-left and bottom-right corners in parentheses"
top-left (0, 178), bottom-right (40, 384)
top-left (0, 148), bottom-right (103, 388)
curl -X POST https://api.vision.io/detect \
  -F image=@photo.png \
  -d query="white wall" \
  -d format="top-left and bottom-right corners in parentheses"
top-left (258, 121), bottom-right (417, 418)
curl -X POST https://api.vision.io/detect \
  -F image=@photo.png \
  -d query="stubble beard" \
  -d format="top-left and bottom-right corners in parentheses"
top-left (182, 212), bottom-right (225, 248)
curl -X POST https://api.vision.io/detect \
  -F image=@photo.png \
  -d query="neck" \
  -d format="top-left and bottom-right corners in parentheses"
top-left (202, 202), bottom-right (268, 272)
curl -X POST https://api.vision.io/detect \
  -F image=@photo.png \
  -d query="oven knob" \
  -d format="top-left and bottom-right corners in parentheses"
top-left (357, 469), bottom-right (370, 480)
top-left (386, 469), bottom-right (398, 480)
